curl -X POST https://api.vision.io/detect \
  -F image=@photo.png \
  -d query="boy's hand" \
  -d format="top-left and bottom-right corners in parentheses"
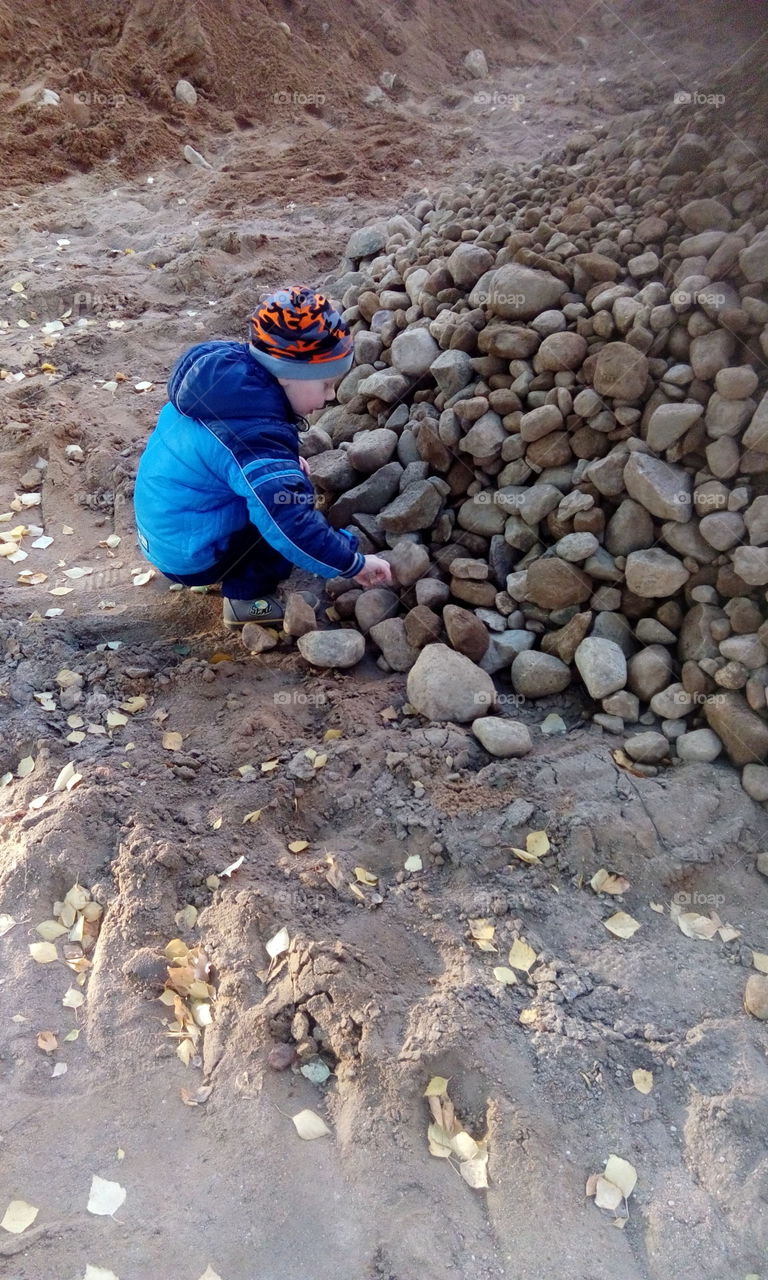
top-left (299, 456), bottom-right (311, 479)
top-left (354, 555), bottom-right (393, 588)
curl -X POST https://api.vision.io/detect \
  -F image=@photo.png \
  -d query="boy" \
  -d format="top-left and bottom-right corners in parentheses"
top-left (134, 285), bottom-right (392, 628)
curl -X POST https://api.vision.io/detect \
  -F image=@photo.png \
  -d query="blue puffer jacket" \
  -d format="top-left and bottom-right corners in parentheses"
top-left (133, 340), bottom-right (365, 579)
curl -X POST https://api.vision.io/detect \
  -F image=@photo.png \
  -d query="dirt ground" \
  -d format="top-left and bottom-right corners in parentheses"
top-left (1, 3), bottom-right (768, 1279)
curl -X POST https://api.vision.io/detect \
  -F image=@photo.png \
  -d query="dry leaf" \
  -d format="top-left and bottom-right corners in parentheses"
top-left (181, 1085), bottom-right (213, 1106)
top-left (119, 696), bottom-right (146, 714)
top-left (175, 905), bottom-right (198, 930)
top-left (527, 830), bottom-right (550, 858)
top-left (508, 938), bottom-right (537, 972)
top-left (424, 1075), bottom-right (449, 1097)
top-left (132, 570), bottom-right (154, 586)
top-left (603, 912), bottom-right (641, 939)
top-left (106, 711), bottom-right (128, 729)
top-left (242, 810), bottom-right (262, 824)
top-left (197, 1267), bottom-right (223, 1280)
top-left (260, 758), bottom-right (280, 773)
top-left (210, 816), bottom-right (222, 830)
top-left (219, 855), bottom-right (244, 878)
top-left (0, 914), bottom-right (17, 936)
top-left (37, 1030), bottom-right (58, 1053)
top-left (29, 941), bottom-right (58, 963)
top-left (353, 866), bottom-right (378, 886)
top-left (63, 987), bottom-right (85, 1009)
top-left (603, 1155), bottom-right (637, 1198)
top-left (717, 924), bottom-right (740, 943)
top-left (594, 1177), bottom-right (623, 1212)
top-left (632, 1069), bottom-right (654, 1095)
top-left (162, 731), bottom-right (183, 751)
top-left (288, 840), bottom-right (310, 854)
top-left (752, 951), bottom-right (768, 974)
top-left (53, 761), bottom-right (82, 793)
top-left (404, 854), bottom-right (422, 872)
top-left (673, 909), bottom-right (719, 940)
top-left (87, 1176), bottom-right (126, 1217)
top-left (1, 1200), bottom-right (39, 1234)
top-left (52, 1062), bottom-right (67, 1078)
top-left (83, 1267), bottom-right (120, 1280)
top-left (323, 728), bottom-right (343, 741)
top-left (17, 755), bottom-right (35, 778)
top-left (312, 753), bottom-right (327, 769)
top-left (292, 1108), bottom-right (330, 1140)
top-left (590, 868), bottom-right (630, 896)
top-left (519, 1008), bottom-right (538, 1026)
top-left (265, 926), bottom-right (289, 959)
top-left (649, 901), bottom-right (665, 913)
top-left (459, 1152), bottom-right (489, 1189)
top-left (492, 966), bottom-right (517, 986)
top-left (64, 1029), bottom-right (79, 1042)
top-left (36, 919), bottom-right (68, 941)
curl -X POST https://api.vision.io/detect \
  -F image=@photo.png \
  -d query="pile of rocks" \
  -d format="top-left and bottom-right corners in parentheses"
top-left (295, 107), bottom-right (768, 795)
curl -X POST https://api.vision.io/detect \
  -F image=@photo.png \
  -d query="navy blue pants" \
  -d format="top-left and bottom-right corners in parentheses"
top-left (163, 525), bottom-right (293, 600)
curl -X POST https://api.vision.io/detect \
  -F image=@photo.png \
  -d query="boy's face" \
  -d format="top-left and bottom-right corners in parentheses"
top-left (278, 375), bottom-right (341, 417)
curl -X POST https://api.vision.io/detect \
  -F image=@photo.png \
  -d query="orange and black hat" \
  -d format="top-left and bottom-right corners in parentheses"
top-left (248, 285), bottom-right (354, 381)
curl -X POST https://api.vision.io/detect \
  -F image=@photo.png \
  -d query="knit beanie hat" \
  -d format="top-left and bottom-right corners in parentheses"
top-left (249, 285), bottom-right (354, 381)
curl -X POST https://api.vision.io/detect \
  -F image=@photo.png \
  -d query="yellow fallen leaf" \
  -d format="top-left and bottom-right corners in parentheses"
top-left (427, 1122), bottom-right (453, 1158)
top-left (353, 866), bottom-right (378, 885)
top-left (603, 912), bottom-right (641, 939)
top-left (53, 761), bottom-right (82, 793)
top-left (242, 810), bottom-right (262, 824)
top-left (649, 902), bottom-right (665, 913)
top-left (132, 570), bottom-right (154, 586)
top-left (36, 919), bottom-right (68, 941)
top-left (64, 1029), bottom-right (79, 1042)
top-left (162, 731), bottom-right (183, 751)
top-left (175, 905), bottom-right (198, 930)
top-left (288, 840), bottom-right (309, 854)
top-left (594, 1176), bottom-right (623, 1212)
top-left (260, 758), bottom-right (280, 772)
top-left (674, 910), bottom-right (719, 940)
top-left (119, 696), bottom-right (146, 714)
top-left (29, 941), bottom-right (58, 963)
top-left (63, 987), bottom-right (85, 1009)
top-left (632, 1069), bottom-right (653, 1095)
top-left (87, 1175), bottom-right (126, 1216)
top-left (37, 1030), bottom-right (58, 1053)
top-left (459, 1151), bottom-right (489, 1189)
top-left (717, 924), bottom-right (740, 943)
top-left (106, 710), bottom-right (128, 729)
top-left (219, 855), bottom-right (244, 878)
top-left (752, 951), bottom-right (768, 974)
top-left (1, 1199), bottom-right (38, 1234)
top-left (164, 939), bottom-right (189, 960)
top-left (312, 753), bottom-right (327, 769)
top-left (84, 1266), bottom-right (120, 1280)
top-left (0, 914), bottom-right (16, 936)
top-left (17, 755), bottom-right (35, 778)
top-left (526, 830), bottom-right (550, 858)
top-left (469, 918), bottom-right (495, 943)
top-left (197, 1268), bottom-right (223, 1280)
top-left (508, 938), bottom-right (537, 972)
top-left (210, 816), bottom-right (222, 830)
top-left (177, 1039), bottom-right (194, 1066)
top-left (590, 868), bottom-right (630, 896)
top-left (424, 1075), bottom-right (449, 1097)
top-left (292, 1108), bottom-right (330, 1140)
top-left (519, 1008), bottom-right (538, 1025)
top-left (450, 1131), bottom-right (479, 1161)
top-left (603, 1155), bottom-right (637, 1198)
top-left (265, 926), bottom-right (290, 959)
top-left (509, 846), bottom-right (541, 866)
top-left (323, 728), bottom-right (343, 741)
top-left (492, 966), bottom-right (517, 985)
top-left (404, 854), bottom-right (422, 872)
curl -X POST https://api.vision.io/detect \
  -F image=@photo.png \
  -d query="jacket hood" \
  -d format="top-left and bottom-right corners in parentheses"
top-left (167, 340), bottom-right (301, 428)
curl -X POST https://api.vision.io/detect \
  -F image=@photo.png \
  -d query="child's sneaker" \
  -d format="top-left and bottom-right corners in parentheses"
top-left (222, 595), bottom-right (284, 628)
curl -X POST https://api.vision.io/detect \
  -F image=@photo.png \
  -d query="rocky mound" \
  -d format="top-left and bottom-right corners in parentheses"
top-left (288, 98), bottom-right (768, 798)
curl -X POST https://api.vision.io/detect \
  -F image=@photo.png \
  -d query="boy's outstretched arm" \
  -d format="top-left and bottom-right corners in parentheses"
top-left (226, 454), bottom-right (366, 579)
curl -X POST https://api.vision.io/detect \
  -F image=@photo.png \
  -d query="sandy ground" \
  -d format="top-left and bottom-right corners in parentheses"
top-left (2, 4), bottom-right (768, 1279)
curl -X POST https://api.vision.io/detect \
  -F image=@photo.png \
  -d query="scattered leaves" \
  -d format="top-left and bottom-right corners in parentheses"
top-left (492, 966), bottom-right (517, 985)
top-left (292, 1108), bottom-right (330, 1140)
top-left (507, 938), bottom-right (537, 973)
top-left (29, 941), bottom-right (58, 963)
top-left (632, 1069), bottom-right (654, 1094)
top-left (603, 912), bottom-right (641, 940)
top-left (509, 830), bottom-right (550, 866)
top-left (590, 868), bottom-right (630, 896)
top-left (468, 918), bottom-right (496, 951)
top-left (423, 1076), bottom-right (488, 1190)
top-left (354, 866), bottom-right (378, 886)
top-left (1, 1200), bottom-right (39, 1234)
top-left (162, 731), bottom-right (183, 751)
top-left (265, 926), bottom-right (290, 960)
top-left (587, 1155), bottom-right (638, 1218)
top-left (87, 1176), bottom-right (126, 1217)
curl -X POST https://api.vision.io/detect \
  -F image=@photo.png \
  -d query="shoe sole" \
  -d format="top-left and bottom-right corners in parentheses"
top-left (223, 614), bottom-right (285, 630)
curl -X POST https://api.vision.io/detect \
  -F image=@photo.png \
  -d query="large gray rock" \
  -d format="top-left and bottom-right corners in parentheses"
top-left (471, 264), bottom-right (564, 320)
top-left (510, 650), bottom-right (572, 698)
top-left (732, 546), bottom-right (768, 586)
top-left (369, 618), bottom-right (419, 671)
top-left (447, 242), bottom-right (494, 289)
top-left (406, 643), bottom-right (496, 721)
top-left (430, 349), bottom-right (474, 397)
top-left (298, 629), bottom-right (365, 669)
top-left (574, 637), bottom-right (627, 698)
top-left (605, 499), bottom-right (655, 556)
top-left (472, 717), bottom-right (533, 758)
top-left (625, 548), bottom-right (690, 597)
top-left (356, 370), bottom-right (410, 403)
top-left (308, 449), bottom-right (358, 491)
top-left (346, 428), bottom-right (398, 473)
top-left (328, 462), bottom-right (403, 525)
top-left (676, 728), bottom-right (723, 762)
top-left (345, 222), bottom-right (388, 260)
top-left (354, 588), bottom-right (400, 633)
top-left (623, 731), bottom-right (669, 762)
top-left (593, 343), bottom-right (649, 400)
top-left (739, 230), bottom-right (768, 283)
top-left (390, 328), bottom-right (441, 378)
top-left (379, 479), bottom-right (443, 533)
top-left (624, 452), bottom-right (692, 522)
top-left (645, 402), bottom-right (703, 452)
top-left (704, 691), bottom-right (768, 765)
